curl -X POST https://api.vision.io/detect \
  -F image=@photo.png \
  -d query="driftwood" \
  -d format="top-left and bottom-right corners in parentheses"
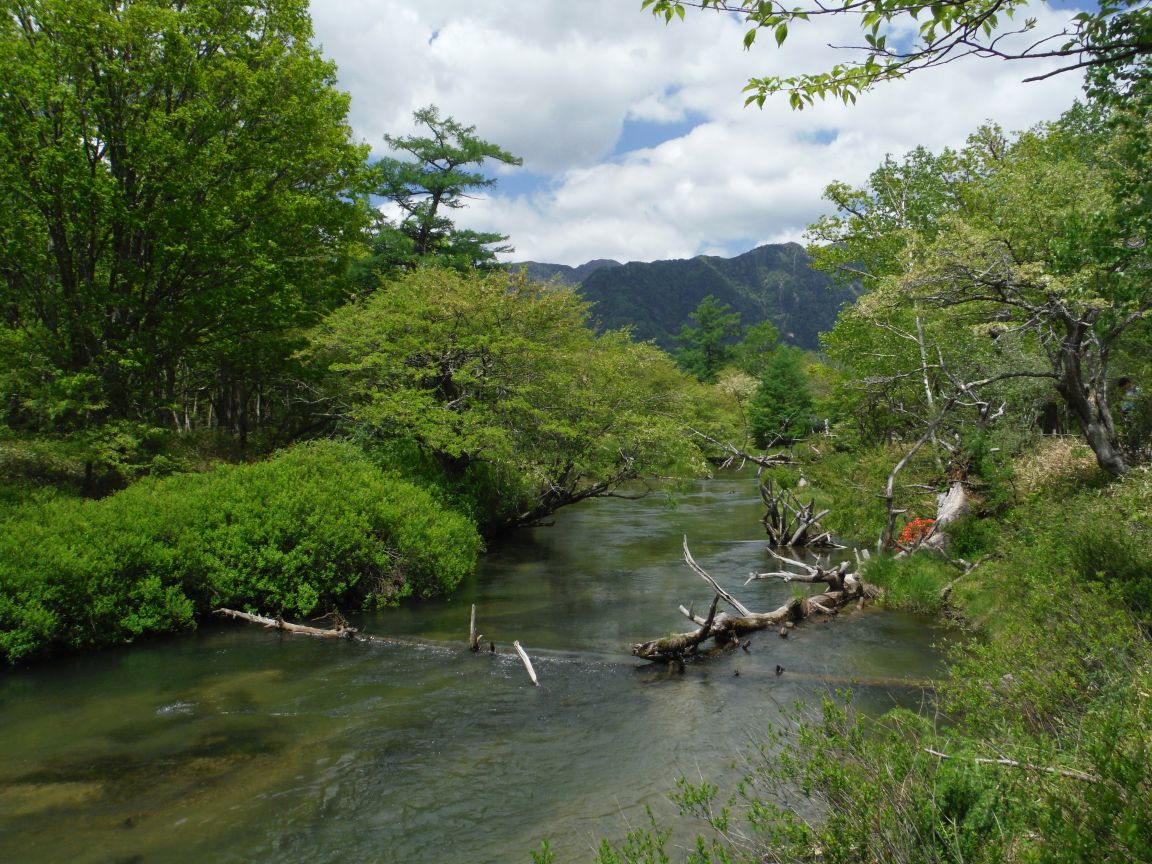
top-left (632, 539), bottom-right (881, 663)
top-left (214, 608), bottom-right (360, 640)
top-left (746, 549), bottom-right (854, 589)
top-left (759, 478), bottom-right (842, 548)
top-left (686, 427), bottom-right (793, 470)
top-left (513, 640), bottom-right (540, 686)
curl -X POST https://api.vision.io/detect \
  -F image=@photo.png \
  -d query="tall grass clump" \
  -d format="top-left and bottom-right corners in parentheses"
top-left (0, 440), bottom-right (481, 664)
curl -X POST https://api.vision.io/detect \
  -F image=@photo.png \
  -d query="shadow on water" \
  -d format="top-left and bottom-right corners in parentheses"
top-left (0, 471), bottom-right (955, 864)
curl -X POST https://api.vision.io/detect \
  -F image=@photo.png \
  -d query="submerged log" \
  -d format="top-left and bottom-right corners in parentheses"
top-left (631, 541), bottom-right (881, 663)
top-left (630, 594), bottom-right (721, 663)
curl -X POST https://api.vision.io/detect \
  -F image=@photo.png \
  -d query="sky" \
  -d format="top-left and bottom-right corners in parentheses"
top-left (308, 1), bottom-right (1089, 266)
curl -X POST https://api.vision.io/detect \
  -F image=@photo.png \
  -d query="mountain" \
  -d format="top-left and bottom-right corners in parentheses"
top-left (516, 243), bottom-right (859, 351)
top-left (515, 258), bottom-right (623, 286)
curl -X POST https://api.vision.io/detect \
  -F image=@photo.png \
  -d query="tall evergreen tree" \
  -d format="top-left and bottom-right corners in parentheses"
top-left (748, 347), bottom-right (813, 445)
top-left (675, 295), bottom-right (742, 383)
top-left (357, 105), bottom-right (522, 283)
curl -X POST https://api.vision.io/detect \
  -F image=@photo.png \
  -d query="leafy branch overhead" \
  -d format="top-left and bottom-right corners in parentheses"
top-left (642, 0), bottom-right (1152, 107)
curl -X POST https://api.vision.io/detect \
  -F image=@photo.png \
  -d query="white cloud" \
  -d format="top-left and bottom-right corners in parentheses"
top-left (309, 1), bottom-right (1087, 265)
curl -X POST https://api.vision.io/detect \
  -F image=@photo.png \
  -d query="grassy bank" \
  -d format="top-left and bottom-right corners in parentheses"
top-left (582, 437), bottom-right (1152, 863)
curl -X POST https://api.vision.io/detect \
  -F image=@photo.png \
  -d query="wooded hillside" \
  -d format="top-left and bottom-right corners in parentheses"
top-left (517, 243), bottom-right (860, 350)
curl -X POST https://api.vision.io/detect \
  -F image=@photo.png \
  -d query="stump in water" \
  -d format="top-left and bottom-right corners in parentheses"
top-left (759, 478), bottom-right (842, 548)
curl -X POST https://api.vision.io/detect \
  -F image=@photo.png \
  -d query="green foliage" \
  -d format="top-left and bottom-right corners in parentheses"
top-left (812, 107), bottom-right (1152, 475)
top-left (1014, 476), bottom-right (1152, 624)
top-left (730, 320), bottom-right (781, 378)
top-left (593, 809), bottom-right (673, 864)
top-left (808, 146), bottom-right (970, 287)
top-left (644, 0), bottom-right (1152, 107)
top-left (943, 515), bottom-right (1001, 559)
top-left (0, 441), bottom-right (481, 664)
top-left (675, 295), bottom-right (741, 383)
top-left (306, 267), bottom-right (718, 531)
top-left (0, 0), bottom-right (369, 430)
top-left (747, 346), bottom-right (814, 446)
top-left (356, 105), bottom-right (521, 283)
top-left (960, 432), bottom-right (1018, 515)
top-left (861, 553), bottom-right (952, 613)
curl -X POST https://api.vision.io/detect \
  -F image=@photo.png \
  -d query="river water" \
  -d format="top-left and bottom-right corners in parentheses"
top-left (0, 472), bottom-right (949, 864)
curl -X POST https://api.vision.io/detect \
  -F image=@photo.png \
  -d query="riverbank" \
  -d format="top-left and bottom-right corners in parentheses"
top-left (0, 441), bottom-right (481, 665)
top-left (588, 437), bottom-right (1152, 863)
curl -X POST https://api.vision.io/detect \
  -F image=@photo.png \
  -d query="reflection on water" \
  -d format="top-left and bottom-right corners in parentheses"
top-left (0, 473), bottom-right (952, 864)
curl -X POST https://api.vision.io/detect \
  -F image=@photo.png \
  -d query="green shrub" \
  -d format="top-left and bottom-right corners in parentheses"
top-left (945, 515), bottom-right (1001, 558)
top-left (1057, 520), bottom-right (1152, 623)
top-left (0, 441), bottom-right (481, 663)
top-left (862, 553), bottom-right (953, 613)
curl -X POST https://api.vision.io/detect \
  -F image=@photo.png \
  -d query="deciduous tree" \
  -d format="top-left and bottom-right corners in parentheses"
top-left (817, 109), bottom-right (1152, 474)
top-left (0, 0), bottom-right (368, 436)
top-left (305, 268), bottom-right (716, 530)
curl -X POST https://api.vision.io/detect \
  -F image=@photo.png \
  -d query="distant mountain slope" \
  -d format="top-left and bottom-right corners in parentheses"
top-left (517, 243), bottom-right (858, 351)
top-left (515, 258), bottom-right (622, 286)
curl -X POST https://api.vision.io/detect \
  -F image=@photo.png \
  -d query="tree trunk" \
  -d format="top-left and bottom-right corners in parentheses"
top-left (1056, 338), bottom-right (1126, 475)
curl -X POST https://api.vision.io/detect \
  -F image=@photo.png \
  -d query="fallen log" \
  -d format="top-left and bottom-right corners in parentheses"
top-left (214, 608), bottom-right (359, 640)
top-left (632, 542), bottom-right (882, 663)
top-left (629, 594), bottom-right (721, 663)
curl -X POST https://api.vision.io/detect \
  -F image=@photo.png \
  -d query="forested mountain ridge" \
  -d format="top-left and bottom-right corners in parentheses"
top-left (515, 258), bottom-right (623, 285)
top-left (517, 243), bottom-right (859, 350)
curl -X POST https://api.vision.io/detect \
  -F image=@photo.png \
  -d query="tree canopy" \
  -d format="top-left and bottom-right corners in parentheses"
top-left (0, 0), bottom-right (368, 437)
top-left (305, 268), bottom-right (730, 531)
top-left (643, 0), bottom-right (1152, 107)
top-left (815, 102), bottom-right (1152, 474)
top-left (355, 105), bottom-right (522, 283)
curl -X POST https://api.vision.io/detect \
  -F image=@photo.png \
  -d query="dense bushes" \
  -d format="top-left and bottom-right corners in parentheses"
top-left (0, 441), bottom-right (481, 664)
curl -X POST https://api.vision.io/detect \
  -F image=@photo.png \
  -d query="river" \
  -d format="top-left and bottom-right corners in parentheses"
top-left (0, 472), bottom-right (950, 863)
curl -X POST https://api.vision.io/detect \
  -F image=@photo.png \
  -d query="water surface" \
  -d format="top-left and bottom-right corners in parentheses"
top-left (0, 473), bottom-right (949, 863)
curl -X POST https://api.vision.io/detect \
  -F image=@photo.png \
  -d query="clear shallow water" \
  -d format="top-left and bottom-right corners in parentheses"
top-left (0, 473), bottom-right (951, 864)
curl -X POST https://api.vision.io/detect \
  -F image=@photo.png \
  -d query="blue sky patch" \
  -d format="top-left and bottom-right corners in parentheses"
top-left (612, 110), bottom-right (708, 157)
top-left (797, 128), bottom-right (839, 146)
top-left (487, 169), bottom-right (552, 200)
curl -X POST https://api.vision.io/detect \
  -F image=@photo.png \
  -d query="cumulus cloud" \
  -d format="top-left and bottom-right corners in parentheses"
top-left (309, 1), bottom-right (1087, 265)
